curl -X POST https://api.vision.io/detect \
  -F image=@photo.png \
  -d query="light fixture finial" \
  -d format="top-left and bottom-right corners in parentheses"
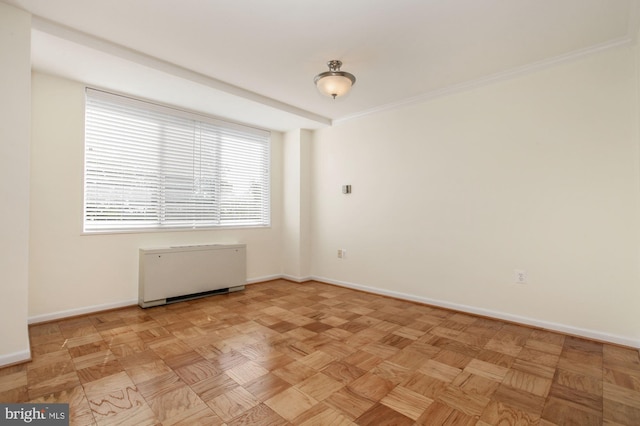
top-left (327, 60), bottom-right (342, 72)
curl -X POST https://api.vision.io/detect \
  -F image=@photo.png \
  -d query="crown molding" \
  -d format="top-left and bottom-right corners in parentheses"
top-left (333, 36), bottom-right (634, 127)
top-left (28, 9), bottom-right (637, 131)
top-left (31, 16), bottom-right (331, 128)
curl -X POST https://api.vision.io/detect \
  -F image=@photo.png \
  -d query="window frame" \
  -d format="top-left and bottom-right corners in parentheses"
top-left (83, 88), bottom-right (271, 234)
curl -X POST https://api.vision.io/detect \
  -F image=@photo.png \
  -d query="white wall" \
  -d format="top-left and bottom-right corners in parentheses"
top-left (282, 129), bottom-right (312, 280)
top-left (311, 44), bottom-right (640, 346)
top-left (0, 3), bottom-right (32, 365)
top-left (29, 72), bottom-right (284, 321)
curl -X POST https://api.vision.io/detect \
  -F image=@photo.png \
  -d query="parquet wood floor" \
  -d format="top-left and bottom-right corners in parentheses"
top-left (1, 280), bottom-right (639, 425)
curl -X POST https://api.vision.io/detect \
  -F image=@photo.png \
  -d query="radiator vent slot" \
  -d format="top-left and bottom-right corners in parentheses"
top-left (138, 244), bottom-right (246, 308)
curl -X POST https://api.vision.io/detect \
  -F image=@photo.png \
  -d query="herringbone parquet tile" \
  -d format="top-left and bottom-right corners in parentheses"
top-left (1, 280), bottom-right (639, 425)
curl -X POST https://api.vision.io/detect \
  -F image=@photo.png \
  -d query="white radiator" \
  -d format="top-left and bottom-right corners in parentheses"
top-left (138, 244), bottom-right (246, 308)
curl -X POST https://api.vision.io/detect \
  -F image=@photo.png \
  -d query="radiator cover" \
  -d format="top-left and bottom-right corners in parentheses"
top-left (138, 244), bottom-right (246, 308)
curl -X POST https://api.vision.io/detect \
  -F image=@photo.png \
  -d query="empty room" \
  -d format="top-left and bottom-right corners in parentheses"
top-left (1, 0), bottom-right (639, 425)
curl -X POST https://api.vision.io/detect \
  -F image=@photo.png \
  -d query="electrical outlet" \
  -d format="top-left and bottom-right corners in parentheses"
top-left (337, 249), bottom-right (346, 259)
top-left (337, 249), bottom-right (343, 259)
top-left (514, 269), bottom-right (527, 284)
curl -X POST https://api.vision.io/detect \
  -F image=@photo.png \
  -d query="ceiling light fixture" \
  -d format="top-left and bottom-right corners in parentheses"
top-left (314, 60), bottom-right (356, 99)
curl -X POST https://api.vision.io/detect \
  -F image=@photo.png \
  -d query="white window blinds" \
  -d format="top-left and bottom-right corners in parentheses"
top-left (84, 88), bottom-right (270, 232)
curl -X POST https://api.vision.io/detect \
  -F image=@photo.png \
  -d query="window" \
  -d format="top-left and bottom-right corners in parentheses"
top-left (84, 88), bottom-right (270, 232)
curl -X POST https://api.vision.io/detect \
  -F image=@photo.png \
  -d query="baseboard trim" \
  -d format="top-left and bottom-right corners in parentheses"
top-left (27, 275), bottom-right (286, 324)
top-left (246, 274), bottom-right (284, 284)
top-left (0, 349), bottom-right (31, 367)
top-left (247, 274), bottom-right (311, 284)
top-left (28, 299), bottom-right (138, 325)
top-left (312, 275), bottom-right (640, 349)
top-left (25, 274), bottom-right (639, 349)
top-left (280, 274), bottom-right (312, 283)
top-left (27, 274), bottom-right (288, 323)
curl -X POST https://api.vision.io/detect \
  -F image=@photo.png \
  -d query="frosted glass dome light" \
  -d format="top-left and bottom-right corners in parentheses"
top-left (314, 60), bottom-right (356, 99)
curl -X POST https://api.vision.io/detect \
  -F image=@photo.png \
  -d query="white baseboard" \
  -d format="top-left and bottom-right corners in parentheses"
top-left (247, 274), bottom-right (311, 284)
top-left (0, 349), bottom-right (31, 367)
top-left (28, 299), bottom-right (138, 325)
top-left (25, 274), bottom-right (639, 349)
top-left (27, 275), bottom-right (287, 324)
top-left (281, 274), bottom-right (312, 283)
top-left (27, 275), bottom-right (290, 323)
top-left (312, 275), bottom-right (640, 349)
top-left (246, 274), bottom-right (283, 284)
